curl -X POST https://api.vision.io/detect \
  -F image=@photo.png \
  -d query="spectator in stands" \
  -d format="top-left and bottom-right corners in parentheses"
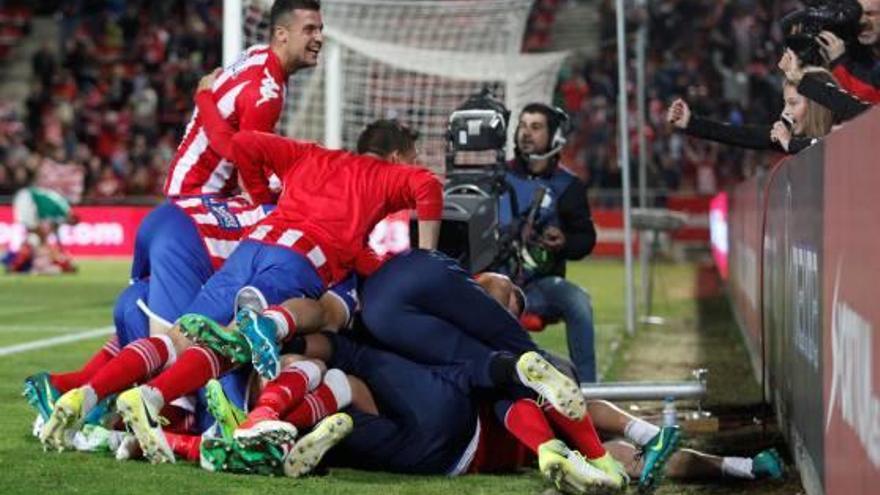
top-left (5, 1), bottom-right (224, 201)
top-left (778, 49), bottom-right (872, 123)
top-left (31, 41), bottom-right (56, 89)
top-left (496, 104), bottom-right (599, 383)
top-left (666, 66), bottom-right (843, 155)
top-left (817, 0), bottom-right (880, 103)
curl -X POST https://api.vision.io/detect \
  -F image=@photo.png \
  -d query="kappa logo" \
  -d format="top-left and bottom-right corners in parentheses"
top-left (256, 68), bottom-right (281, 107)
top-left (826, 258), bottom-right (880, 467)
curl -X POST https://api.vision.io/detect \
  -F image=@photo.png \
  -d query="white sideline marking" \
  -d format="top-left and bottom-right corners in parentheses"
top-left (0, 325), bottom-right (102, 333)
top-left (0, 326), bottom-right (114, 357)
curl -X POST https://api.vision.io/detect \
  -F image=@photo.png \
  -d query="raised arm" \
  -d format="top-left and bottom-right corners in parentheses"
top-left (798, 72), bottom-right (872, 123)
top-left (668, 98), bottom-right (787, 153)
top-left (683, 116), bottom-right (778, 151)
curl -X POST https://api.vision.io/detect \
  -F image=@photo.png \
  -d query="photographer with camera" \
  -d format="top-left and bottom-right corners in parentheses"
top-left (496, 103), bottom-right (598, 383)
top-left (782, 0), bottom-right (880, 103)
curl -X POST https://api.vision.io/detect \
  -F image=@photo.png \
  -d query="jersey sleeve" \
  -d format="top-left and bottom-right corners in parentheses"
top-left (371, 162), bottom-right (444, 220)
top-left (832, 59), bottom-right (880, 104)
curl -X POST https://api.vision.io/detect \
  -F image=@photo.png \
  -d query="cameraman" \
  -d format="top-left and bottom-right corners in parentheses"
top-left (817, 0), bottom-right (880, 102)
top-left (497, 103), bottom-right (598, 383)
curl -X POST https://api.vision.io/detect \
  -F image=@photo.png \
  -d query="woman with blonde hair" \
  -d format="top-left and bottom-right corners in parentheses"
top-left (668, 49), bottom-right (869, 154)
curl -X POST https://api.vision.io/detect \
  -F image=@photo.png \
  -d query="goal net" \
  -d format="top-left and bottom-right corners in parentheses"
top-left (229, 0), bottom-right (569, 173)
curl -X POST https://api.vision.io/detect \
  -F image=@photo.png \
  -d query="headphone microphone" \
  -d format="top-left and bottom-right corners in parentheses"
top-left (522, 105), bottom-right (571, 162)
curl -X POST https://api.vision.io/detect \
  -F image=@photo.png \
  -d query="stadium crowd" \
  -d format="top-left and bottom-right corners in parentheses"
top-left (551, 0), bottom-right (867, 200)
top-left (3, 1), bottom-right (879, 204)
top-left (1, 0), bottom-right (222, 201)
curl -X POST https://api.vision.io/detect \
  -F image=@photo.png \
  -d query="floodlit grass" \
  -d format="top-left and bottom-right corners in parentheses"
top-left (0, 259), bottom-right (801, 494)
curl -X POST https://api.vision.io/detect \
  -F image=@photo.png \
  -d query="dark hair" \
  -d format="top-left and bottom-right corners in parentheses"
top-left (520, 102), bottom-right (562, 136)
top-left (356, 119), bottom-right (419, 157)
top-left (270, 0), bottom-right (321, 30)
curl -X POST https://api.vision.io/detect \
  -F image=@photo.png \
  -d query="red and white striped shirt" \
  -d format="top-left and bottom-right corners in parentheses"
top-left (172, 195), bottom-right (270, 270)
top-left (164, 45), bottom-right (286, 201)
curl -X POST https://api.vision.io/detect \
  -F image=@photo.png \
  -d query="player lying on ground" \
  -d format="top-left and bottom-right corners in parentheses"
top-left (175, 249), bottom-right (777, 492)
top-left (182, 333), bottom-right (781, 493)
top-left (587, 400), bottom-right (784, 486)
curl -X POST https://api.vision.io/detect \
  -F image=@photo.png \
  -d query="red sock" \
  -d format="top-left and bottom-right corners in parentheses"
top-left (88, 336), bottom-right (170, 399)
top-left (503, 399), bottom-right (556, 454)
top-left (543, 404), bottom-right (606, 459)
top-left (161, 404), bottom-right (196, 434)
top-left (147, 346), bottom-right (234, 404)
top-left (164, 431), bottom-right (201, 462)
top-left (50, 337), bottom-right (121, 392)
top-left (251, 364), bottom-right (314, 418)
top-left (283, 384), bottom-right (339, 429)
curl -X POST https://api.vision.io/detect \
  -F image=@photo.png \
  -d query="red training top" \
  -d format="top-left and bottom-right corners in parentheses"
top-left (194, 90), bottom-right (443, 285)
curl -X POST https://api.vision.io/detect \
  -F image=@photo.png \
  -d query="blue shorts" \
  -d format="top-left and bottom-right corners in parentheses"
top-left (113, 280), bottom-right (151, 347)
top-left (130, 202), bottom-right (214, 325)
top-left (184, 240), bottom-right (325, 325)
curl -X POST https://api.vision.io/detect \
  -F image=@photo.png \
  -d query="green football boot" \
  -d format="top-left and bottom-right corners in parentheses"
top-left (178, 313), bottom-right (251, 364)
top-left (638, 425), bottom-right (681, 493)
top-left (200, 435), bottom-right (287, 475)
top-left (752, 448), bottom-right (784, 480)
top-left (23, 372), bottom-right (60, 422)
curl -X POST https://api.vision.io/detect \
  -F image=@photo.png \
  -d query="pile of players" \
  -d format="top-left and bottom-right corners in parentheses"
top-left (21, 2), bottom-right (785, 493)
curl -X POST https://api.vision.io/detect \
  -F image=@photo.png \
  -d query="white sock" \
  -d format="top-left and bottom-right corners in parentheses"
top-left (154, 333), bottom-right (177, 368)
top-left (322, 369), bottom-right (352, 408)
top-left (286, 360), bottom-right (322, 390)
top-left (721, 457), bottom-right (755, 480)
top-left (81, 385), bottom-right (98, 415)
top-left (169, 395), bottom-right (196, 413)
top-left (623, 418), bottom-right (660, 446)
top-left (140, 385), bottom-right (166, 411)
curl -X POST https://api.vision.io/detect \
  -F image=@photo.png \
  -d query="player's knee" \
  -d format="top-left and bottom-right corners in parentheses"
top-left (279, 355), bottom-right (327, 375)
top-left (166, 326), bottom-right (193, 354)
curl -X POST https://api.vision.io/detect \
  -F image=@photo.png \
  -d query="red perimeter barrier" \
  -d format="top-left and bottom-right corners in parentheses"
top-left (0, 205), bottom-right (151, 257)
top-left (727, 107), bottom-right (880, 495)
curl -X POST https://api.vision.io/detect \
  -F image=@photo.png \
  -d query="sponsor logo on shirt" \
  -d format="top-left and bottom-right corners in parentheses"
top-left (205, 200), bottom-right (241, 230)
top-left (256, 68), bottom-right (280, 107)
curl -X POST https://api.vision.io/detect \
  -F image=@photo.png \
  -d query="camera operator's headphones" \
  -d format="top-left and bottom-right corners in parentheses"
top-left (516, 103), bottom-right (572, 162)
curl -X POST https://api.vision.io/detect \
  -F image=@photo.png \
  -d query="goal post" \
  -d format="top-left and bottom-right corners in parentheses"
top-left (226, 0), bottom-right (569, 171)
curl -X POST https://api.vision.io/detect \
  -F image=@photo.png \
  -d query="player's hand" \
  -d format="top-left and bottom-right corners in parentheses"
top-left (197, 68), bottom-right (222, 93)
top-left (816, 31), bottom-right (846, 63)
top-left (778, 49), bottom-right (805, 84)
top-left (770, 121), bottom-right (792, 152)
top-left (540, 226), bottom-right (566, 252)
top-left (667, 99), bottom-right (691, 129)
